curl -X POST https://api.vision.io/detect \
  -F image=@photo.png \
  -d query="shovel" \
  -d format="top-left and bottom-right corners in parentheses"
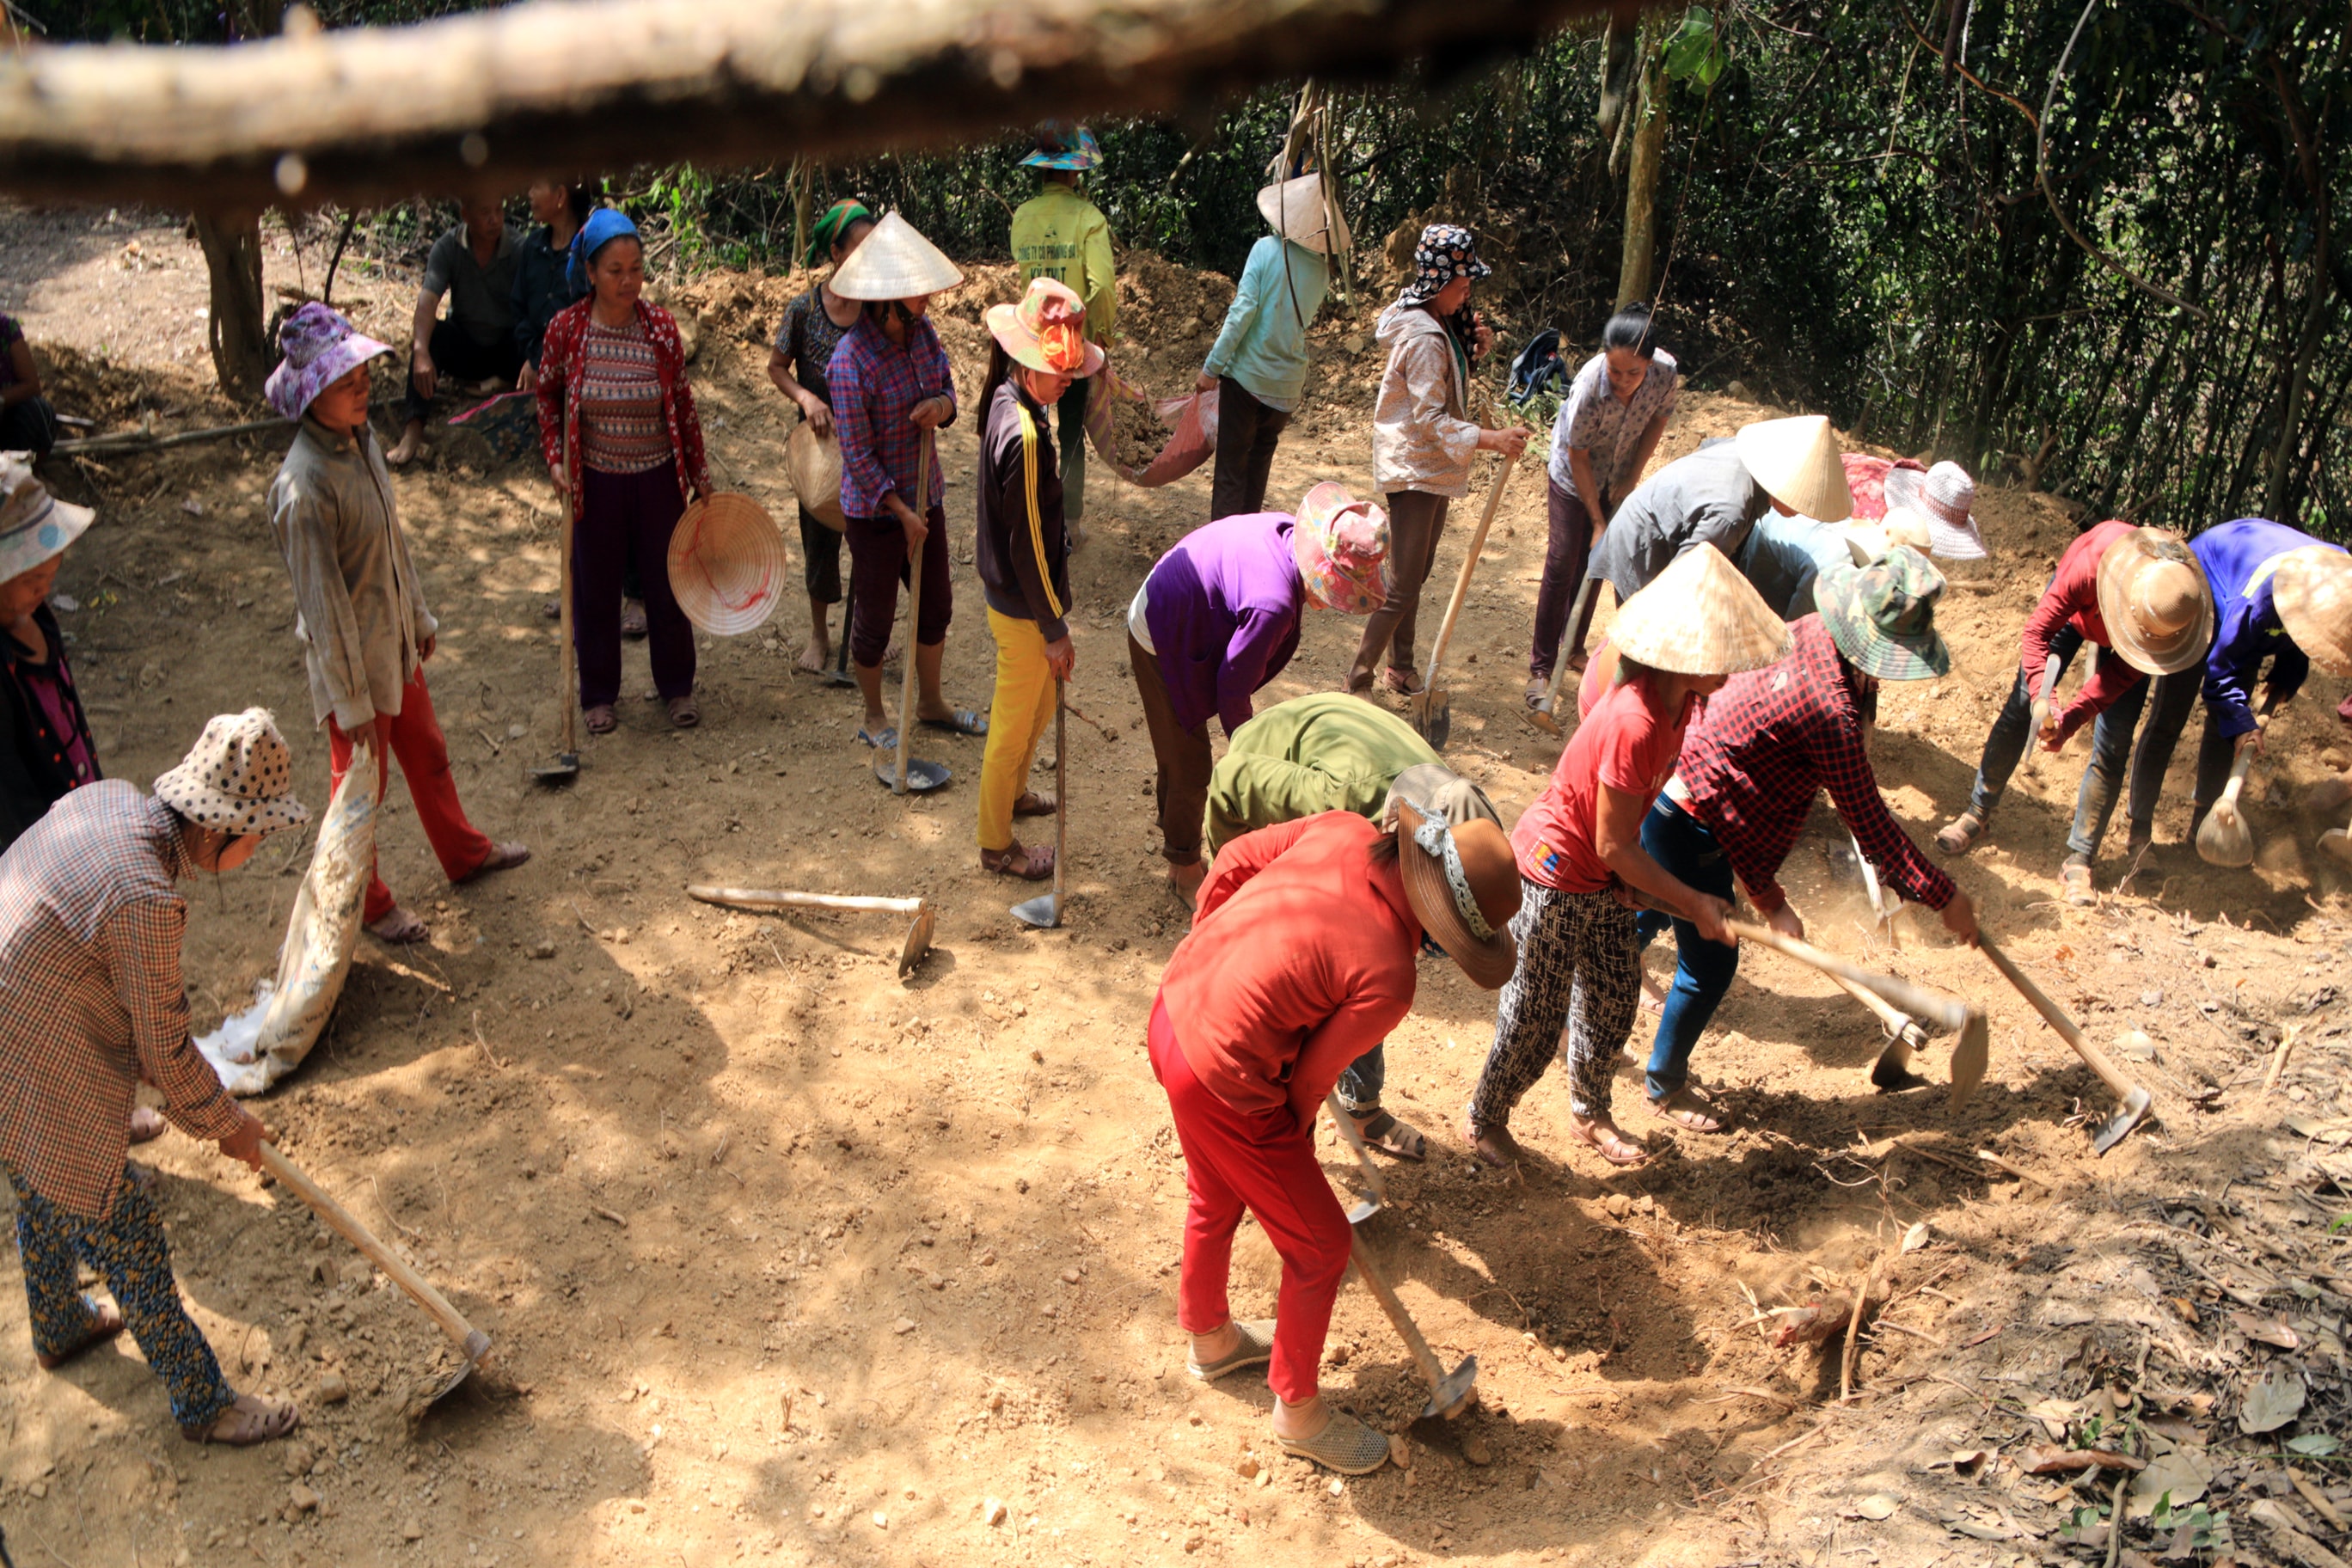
top-left (258, 1144), bottom-right (490, 1415)
top-left (1525, 573), bottom-right (1602, 738)
top-left (686, 885), bottom-right (937, 977)
top-left (1011, 679), bottom-right (1068, 930)
top-left (1727, 919), bottom-right (1990, 1109)
top-left (1410, 448), bottom-right (1518, 750)
top-left (1326, 1090), bottom-right (1386, 1223)
top-left (2322, 818), bottom-right (2352, 868)
top-left (1350, 1234), bottom-right (1476, 1420)
top-left (878, 432), bottom-right (949, 794)
top-left (1976, 933), bottom-right (2153, 1154)
top-left (2195, 715), bottom-right (2271, 868)
top-left (530, 484), bottom-right (581, 785)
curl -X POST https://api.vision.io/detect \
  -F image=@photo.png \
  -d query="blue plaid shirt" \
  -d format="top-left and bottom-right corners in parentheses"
top-left (828, 313), bottom-right (956, 518)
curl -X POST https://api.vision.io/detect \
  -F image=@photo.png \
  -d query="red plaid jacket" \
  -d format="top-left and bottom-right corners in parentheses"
top-left (0, 782), bottom-right (245, 1218)
top-left (1676, 616), bottom-right (1956, 916)
top-left (535, 298), bottom-right (711, 503)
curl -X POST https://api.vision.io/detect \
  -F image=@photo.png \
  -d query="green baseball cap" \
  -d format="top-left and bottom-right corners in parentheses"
top-left (1813, 545), bottom-right (1951, 681)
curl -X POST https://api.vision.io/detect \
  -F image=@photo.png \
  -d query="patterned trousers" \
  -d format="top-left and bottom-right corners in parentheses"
top-left (1467, 880), bottom-right (1642, 1125)
top-left (8, 1164), bottom-right (235, 1429)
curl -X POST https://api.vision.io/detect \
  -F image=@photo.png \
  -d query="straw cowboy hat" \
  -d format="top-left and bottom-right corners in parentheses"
top-left (667, 493), bottom-right (790, 637)
top-left (1291, 481), bottom-right (1390, 614)
top-left (1256, 173), bottom-right (1350, 256)
top-left (1393, 798), bottom-right (1520, 989)
top-left (1883, 461), bottom-right (1986, 560)
top-left (2094, 526), bottom-right (2213, 676)
top-left (828, 211), bottom-right (964, 301)
top-left (154, 708), bottom-right (309, 836)
top-left (1815, 545), bottom-right (1951, 682)
top-left (1735, 415), bottom-right (1853, 522)
top-left (2267, 544), bottom-right (2352, 677)
top-left (1608, 543), bottom-right (1791, 676)
top-left (0, 455), bottom-right (93, 585)
top-left (986, 278), bottom-right (1105, 378)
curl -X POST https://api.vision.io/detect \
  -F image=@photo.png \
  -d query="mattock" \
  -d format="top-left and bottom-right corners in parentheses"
top-left (1324, 1094), bottom-right (1476, 1419)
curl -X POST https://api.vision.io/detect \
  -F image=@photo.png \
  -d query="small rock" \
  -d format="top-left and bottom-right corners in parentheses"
top-left (27, 1480), bottom-right (46, 1500)
top-left (1853, 1493), bottom-right (1898, 1521)
top-left (1726, 378), bottom-right (1751, 400)
top-left (1236, 1457), bottom-right (1259, 1479)
top-left (1060, 1267), bottom-right (1081, 1284)
top-left (289, 1482), bottom-right (320, 1514)
top-left (1256, 1468), bottom-right (1272, 1489)
top-left (1328, 1477), bottom-right (1344, 1496)
top-left (1462, 1434), bottom-right (1494, 1467)
top-left (2140, 989), bottom-right (2164, 1007)
top-left (505, 723), bottom-right (527, 740)
top-left (891, 1317), bottom-right (916, 1336)
top-left (527, 939), bottom-right (556, 960)
top-left (977, 1248), bottom-right (997, 1266)
top-left (316, 1371), bottom-right (348, 1404)
top-left (872, 1511), bottom-right (888, 1529)
top-left (401, 1520), bottom-right (423, 1542)
top-left (1388, 1434), bottom-right (1412, 1469)
top-left (983, 1497), bottom-right (1008, 1527)
top-left (1603, 1193), bottom-right (1632, 1219)
top-left (1038, 1303), bottom-right (1058, 1319)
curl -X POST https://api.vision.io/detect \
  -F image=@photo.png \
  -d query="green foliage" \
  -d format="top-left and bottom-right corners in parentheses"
top-left (1661, 7), bottom-right (1724, 89)
top-left (2286, 1432), bottom-right (2343, 1458)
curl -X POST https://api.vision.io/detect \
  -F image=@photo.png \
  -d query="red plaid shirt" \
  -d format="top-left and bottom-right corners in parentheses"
top-left (830, 313), bottom-right (956, 518)
top-left (0, 782), bottom-right (245, 1218)
top-left (1676, 616), bottom-right (1956, 916)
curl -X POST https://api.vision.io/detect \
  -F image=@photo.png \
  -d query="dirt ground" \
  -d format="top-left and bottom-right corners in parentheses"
top-left (0, 202), bottom-right (2347, 1568)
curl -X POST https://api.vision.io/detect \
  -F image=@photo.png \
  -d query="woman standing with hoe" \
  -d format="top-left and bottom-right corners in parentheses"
top-left (535, 210), bottom-right (712, 733)
top-left (767, 198), bottom-right (876, 674)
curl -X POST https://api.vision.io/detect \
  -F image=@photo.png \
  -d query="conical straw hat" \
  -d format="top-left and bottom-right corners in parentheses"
top-left (667, 493), bottom-right (790, 636)
top-left (827, 211), bottom-right (964, 301)
top-left (1735, 415), bottom-right (1853, 522)
top-left (2269, 544), bottom-right (2352, 677)
top-left (1255, 173), bottom-right (1351, 255)
top-left (1608, 542), bottom-right (1791, 676)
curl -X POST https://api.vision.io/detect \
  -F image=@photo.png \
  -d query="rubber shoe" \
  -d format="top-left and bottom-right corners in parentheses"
top-left (1186, 1319), bottom-right (1275, 1381)
top-left (1277, 1410), bottom-right (1393, 1475)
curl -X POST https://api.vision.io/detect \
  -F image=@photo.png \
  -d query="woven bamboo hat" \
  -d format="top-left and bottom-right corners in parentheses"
top-left (2268, 544), bottom-right (2352, 677)
top-left (827, 211), bottom-right (964, 302)
top-left (2094, 526), bottom-right (2212, 676)
top-left (1608, 542), bottom-right (1791, 676)
top-left (667, 493), bottom-right (790, 636)
top-left (1393, 799), bottom-right (1520, 989)
top-left (1256, 173), bottom-right (1351, 255)
top-left (1735, 415), bottom-right (1853, 522)
top-left (786, 420), bottom-right (846, 531)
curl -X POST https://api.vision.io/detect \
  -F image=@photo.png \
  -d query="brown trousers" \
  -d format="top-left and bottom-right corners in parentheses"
top-left (1348, 489), bottom-right (1450, 690)
top-left (1130, 633), bottom-right (1214, 866)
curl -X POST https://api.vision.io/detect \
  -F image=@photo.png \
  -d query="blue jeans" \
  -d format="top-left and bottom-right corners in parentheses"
top-left (1335, 1044), bottom-right (1384, 1114)
top-left (1964, 625), bottom-right (2176, 862)
top-left (1632, 796), bottom-right (1739, 1100)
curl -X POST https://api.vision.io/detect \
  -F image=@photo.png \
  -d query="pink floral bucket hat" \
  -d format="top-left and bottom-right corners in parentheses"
top-left (1291, 481), bottom-right (1390, 614)
top-left (264, 302), bottom-right (393, 421)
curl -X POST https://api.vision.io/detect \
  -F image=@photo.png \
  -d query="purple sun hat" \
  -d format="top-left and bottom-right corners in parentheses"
top-left (264, 302), bottom-right (393, 421)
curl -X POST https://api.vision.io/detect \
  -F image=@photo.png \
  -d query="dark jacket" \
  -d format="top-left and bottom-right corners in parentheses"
top-left (510, 224), bottom-right (588, 371)
top-left (974, 377), bottom-right (1072, 644)
top-left (0, 603), bottom-right (100, 854)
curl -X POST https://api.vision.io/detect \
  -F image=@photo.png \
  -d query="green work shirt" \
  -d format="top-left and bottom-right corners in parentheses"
top-left (1010, 184), bottom-right (1117, 343)
top-left (1204, 692), bottom-right (1439, 855)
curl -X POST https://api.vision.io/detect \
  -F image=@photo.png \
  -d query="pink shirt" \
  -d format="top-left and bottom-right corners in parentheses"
top-left (1514, 672), bottom-right (1696, 893)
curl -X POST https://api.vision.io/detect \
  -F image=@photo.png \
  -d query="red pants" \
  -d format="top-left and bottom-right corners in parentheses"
top-left (1148, 998), bottom-right (1350, 1405)
top-left (326, 669), bottom-right (494, 924)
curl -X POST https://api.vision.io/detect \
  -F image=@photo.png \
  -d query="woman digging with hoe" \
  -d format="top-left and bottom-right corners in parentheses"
top-left (1153, 778), bottom-right (1522, 1473)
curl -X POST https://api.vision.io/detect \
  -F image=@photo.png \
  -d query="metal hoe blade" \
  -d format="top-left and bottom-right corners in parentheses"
top-left (819, 634), bottom-right (855, 689)
top-left (897, 903), bottom-right (937, 977)
top-left (1869, 1020), bottom-right (1929, 1090)
top-left (1410, 686), bottom-right (1451, 750)
top-left (528, 751), bottom-right (579, 784)
top-left (876, 752), bottom-right (951, 793)
top-left (2092, 1086), bottom-right (2153, 1155)
top-left (1421, 1355), bottom-right (1479, 1422)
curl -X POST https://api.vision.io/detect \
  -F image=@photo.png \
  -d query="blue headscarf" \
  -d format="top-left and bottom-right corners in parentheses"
top-left (567, 208), bottom-right (640, 293)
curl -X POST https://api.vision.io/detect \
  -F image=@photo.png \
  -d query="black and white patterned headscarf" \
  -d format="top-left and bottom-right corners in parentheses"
top-left (1399, 224), bottom-right (1491, 306)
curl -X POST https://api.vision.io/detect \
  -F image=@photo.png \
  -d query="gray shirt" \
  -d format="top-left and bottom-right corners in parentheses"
top-left (1587, 438), bottom-right (1770, 598)
top-left (421, 224), bottom-right (521, 347)
top-left (267, 420), bottom-right (436, 732)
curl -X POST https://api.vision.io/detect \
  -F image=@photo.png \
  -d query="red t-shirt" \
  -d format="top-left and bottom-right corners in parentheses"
top-left (1513, 672), bottom-right (1696, 893)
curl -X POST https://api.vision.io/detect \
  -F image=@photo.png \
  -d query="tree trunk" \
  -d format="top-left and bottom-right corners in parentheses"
top-left (790, 159), bottom-right (812, 279)
top-left (2266, 273), bottom-right (2333, 521)
top-left (1614, 40), bottom-right (1667, 310)
top-left (194, 210), bottom-right (272, 404)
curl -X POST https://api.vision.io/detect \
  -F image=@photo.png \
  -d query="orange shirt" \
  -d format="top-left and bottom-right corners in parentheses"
top-left (1156, 812), bottom-right (1420, 1123)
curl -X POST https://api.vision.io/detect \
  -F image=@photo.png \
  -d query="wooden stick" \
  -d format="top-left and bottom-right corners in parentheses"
top-left (1725, 920), bottom-right (1970, 1033)
top-left (52, 415), bottom-right (288, 456)
top-left (1416, 448), bottom-right (1518, 700)
top-left (259, 1146), bottom-right (487, 1363)
top-left (688, 885), bottom-right (923, 916)
top-left (1975, 934), bottom-right (2142, 1099)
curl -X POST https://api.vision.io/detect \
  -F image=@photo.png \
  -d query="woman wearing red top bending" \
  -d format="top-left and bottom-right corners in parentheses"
top-left (1152, 798), bottom-right (1519, 1473)
top-left (1464, 546), bottom-right (1789, 1168)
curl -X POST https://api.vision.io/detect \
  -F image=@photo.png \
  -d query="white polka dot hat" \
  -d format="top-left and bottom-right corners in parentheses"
top-left (154, 708), bottom-right (310, 836)
top-left (0, 453), bottom-right (95, 586)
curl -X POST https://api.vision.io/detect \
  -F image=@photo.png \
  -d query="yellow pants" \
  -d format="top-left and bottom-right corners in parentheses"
top-left (978, 608), bottom-right (1057, 852)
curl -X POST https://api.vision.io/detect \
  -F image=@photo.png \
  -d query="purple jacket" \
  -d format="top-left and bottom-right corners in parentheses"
top-left (1140, 512), bottom-right (1304, 735)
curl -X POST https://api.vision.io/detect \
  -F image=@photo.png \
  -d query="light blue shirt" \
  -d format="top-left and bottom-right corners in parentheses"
top-left (1204, 236), bottom-right (1329, 413)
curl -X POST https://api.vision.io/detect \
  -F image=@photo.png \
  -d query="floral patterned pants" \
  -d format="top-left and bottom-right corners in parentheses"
top-left (1467, 880), bottom-right (1642, 1125)
top-left (9, 1164), bottom-right (235, 1429)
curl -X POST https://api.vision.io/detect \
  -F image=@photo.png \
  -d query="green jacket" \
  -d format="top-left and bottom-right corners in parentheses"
top-left (1204, 692), bottom-right (1438, 855)
top-left (1011, 184), bottom-right (1117, 342)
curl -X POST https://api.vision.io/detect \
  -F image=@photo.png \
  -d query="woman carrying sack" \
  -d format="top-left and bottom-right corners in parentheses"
top-left (767, 198), bottom-right (876, 673)
top-left (1350, 224), bottom-right (1527, 696)
top-left (1464, 546), bottom-right (1789, 1169)
top-left (828, 212), bottom-right (987, 748)
top-left (535, 209), bottom-right (714, 732)
top-left (1131, 484), bottom-right (1388, 904)
top-left (974, 279), bottom-right (1100, 880)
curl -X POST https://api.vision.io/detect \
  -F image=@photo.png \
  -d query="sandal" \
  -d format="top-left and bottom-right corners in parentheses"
top-left (1185, 1319), bottom-right (1275, 1381)
top-left (456, 842), bottom-right (530, 885)
top-left (1933, 811), bottom-right (1983, 855)
top-left (182, 1393), bottom-right (300, 1447)
top-left (621, 599), bottom-right (649, 640)
top-left (365, 906), bottom-right (430, 946)
top-left (584, 705), bottom-right (618, 736)
top-left (1524, 677), bottom-right (1550, 708)
top-left (856, 725), bottom-right (897, 750)
top-left (1352, 1109), bottom-right (1426, 1161)
top-left (1462, 1115), bottom-right (1525, 1170)
top-left (1646, 1085), bottom-right (1729, 1134)
top-left (1380, 667), bottom-right (1424, 696)
top-left (918, 708), bottom-right (989, 737)
top-left (1567, 1113), bottom-right (1650, 1167)
top-left (665, 695), bottom-right (700, 730)
top-left (1012, 791), bottom-right (1057, 818)
top-left (36, 1302), bottom-right (124, 1369)
top-left (981, 843), bottom-right (1055, 881)
top-left (1277, 1410), bottom-right (1392, 1475)
top-left (2060, 860), bottom-right (2097, 907)
top-left (128, 1106), bottom-right (167, 1146)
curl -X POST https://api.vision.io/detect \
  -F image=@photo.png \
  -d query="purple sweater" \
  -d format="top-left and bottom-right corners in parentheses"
top-left (1139, 512), bottom-right (1304, 735)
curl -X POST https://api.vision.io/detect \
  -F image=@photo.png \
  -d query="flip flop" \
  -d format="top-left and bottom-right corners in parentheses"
top-left (666, 695), bottom-right (700, 730)
top-left (919, 709), bottom-right (989, 737)
top-left (365, 907), bottom-right (431, 946)
top-left (456, 842), bottom-right (531, 884)
top-left (1277, 1411), bottom-right (1392, 1475)
top-left (1185, 1319), bottom-right (1275, 1381)
top-left (1567, 1114), bottom-right (1649, 1167)
top-left (1933, 812), bottom-right (1983, 854)
top-left (856, 726), bottom-right (897, 750)
top-left (1352, 1108), bottom-right (1427, 1161)
top-left (36, 1302), bottom-right (124, 1369)
top-left (1380, 667), bottom-right (1424, 696)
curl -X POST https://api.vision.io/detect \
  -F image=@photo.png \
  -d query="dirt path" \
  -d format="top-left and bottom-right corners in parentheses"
top-left (1, 206), bottom-right (2345, 1568)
